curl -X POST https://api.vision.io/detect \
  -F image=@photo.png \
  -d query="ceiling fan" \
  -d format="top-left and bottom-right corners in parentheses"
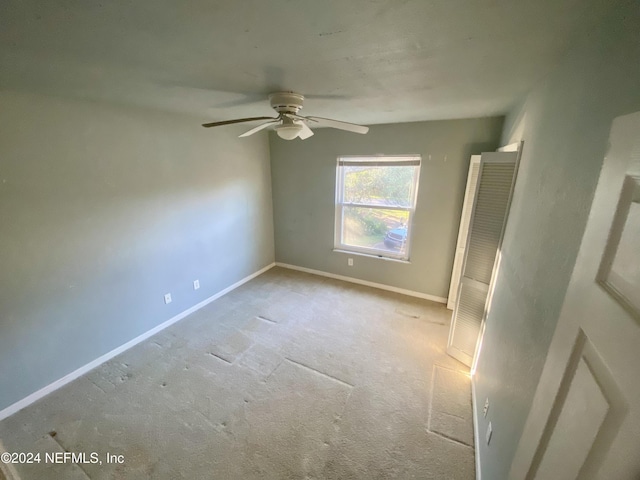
top-left (201, 92), bottom-right (369, 140)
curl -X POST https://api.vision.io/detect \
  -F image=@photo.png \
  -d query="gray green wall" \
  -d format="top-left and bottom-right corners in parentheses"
top-left (0, 91), bottom-right (275, 411)
top-left (269, 118), bottom-right (503, 298)
top-left (473, 1), bottom-right (640, 478)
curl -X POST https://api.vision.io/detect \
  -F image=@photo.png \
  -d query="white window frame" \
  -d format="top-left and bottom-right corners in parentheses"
top-left (334, 155), bottom-right (421, 261)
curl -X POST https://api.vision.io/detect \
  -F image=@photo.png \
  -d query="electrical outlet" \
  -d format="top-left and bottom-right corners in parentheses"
top-left (164, 293), bottom-right (172, 304)
top-left (483, 398), bottom-right (490, 417)
top-left (193, 279), bottom-right (200, 290)
top-left (348, 258), bottom-right (354, 266)
top-left (486, 422), bottom-right (493, 445)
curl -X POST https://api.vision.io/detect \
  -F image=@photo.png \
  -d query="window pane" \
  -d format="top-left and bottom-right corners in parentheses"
top-left (343, 165), bottom-right (416, 207)
top-left (342, 206), bottom-right (410, 256)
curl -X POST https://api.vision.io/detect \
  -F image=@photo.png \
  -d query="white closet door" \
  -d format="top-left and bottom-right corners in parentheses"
top-left (448, 155), bottom-right (482, 310)
top-left (447, 151), bottom-right (518, 366)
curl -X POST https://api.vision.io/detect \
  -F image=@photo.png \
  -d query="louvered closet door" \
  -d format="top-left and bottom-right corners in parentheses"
top-left (447, 152), bottom-right (518, 366)
top-left (447, 156), bottom-right (481, 310)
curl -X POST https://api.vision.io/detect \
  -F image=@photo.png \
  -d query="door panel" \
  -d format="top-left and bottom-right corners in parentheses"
top-left (463, 162), bottom-right (517, 284)
top-left (529, 330), bottom-right (626, 480)
top-left (596, 174), bottom-right (640, 321)
top-left (449, 280), bottom-right (489, 365)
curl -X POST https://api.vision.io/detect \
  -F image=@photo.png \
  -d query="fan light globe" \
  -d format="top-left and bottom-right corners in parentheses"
top-left (276, 124), bottom-right (303, 140)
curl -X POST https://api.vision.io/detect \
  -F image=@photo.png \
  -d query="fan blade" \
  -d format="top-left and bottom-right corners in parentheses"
top-left (305, 116), bottom-right (369, 134)
top-left (202, 116), bottom-right (277, 128)
top-left (239, 120), bottom-right (280, 137)
top-left (297, 121), bottom-right (315, 140)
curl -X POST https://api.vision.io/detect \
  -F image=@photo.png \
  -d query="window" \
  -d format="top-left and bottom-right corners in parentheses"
top-left (334, 155), bottom-right (421, 261)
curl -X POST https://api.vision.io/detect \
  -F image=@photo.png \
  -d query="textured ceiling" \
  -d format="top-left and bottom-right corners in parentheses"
top-left (0, 0), bottom-right (613, 125)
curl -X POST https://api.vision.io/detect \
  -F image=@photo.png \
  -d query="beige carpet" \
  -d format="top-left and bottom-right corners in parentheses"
top-left (0, 441), bottom-right (18, 480)
top-left (0, 267), bottom-right (474, 479)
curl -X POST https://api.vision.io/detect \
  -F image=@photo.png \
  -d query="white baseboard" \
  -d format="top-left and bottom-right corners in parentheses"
top-left (0, 262), bottom-right (276, 422)
top-left (275, 262), bottom-right (447, 304)
top-left (471, 376), bottom-right (482, 480)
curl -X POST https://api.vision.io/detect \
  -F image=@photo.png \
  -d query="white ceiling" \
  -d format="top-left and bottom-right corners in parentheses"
top-left (0, 0), bottom-right (613, 125)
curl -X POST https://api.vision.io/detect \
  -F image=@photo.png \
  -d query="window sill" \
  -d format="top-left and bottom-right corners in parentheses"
top-left (332, 249), bottom-right (411, 264)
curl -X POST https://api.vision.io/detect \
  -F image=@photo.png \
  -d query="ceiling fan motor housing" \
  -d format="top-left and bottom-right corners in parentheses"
top-left (269, 92), bottom-right (304, 114)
